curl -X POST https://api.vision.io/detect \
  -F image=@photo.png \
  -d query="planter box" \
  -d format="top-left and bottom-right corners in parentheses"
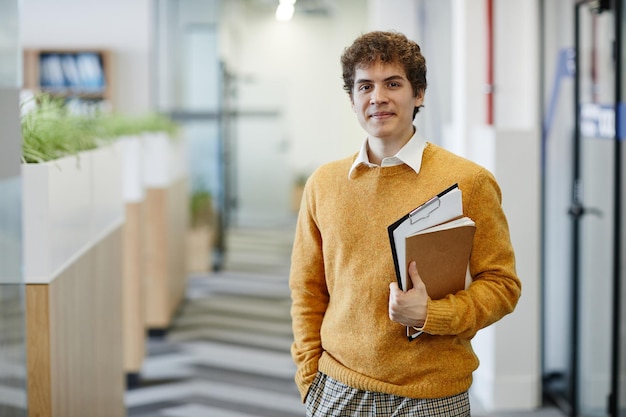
top-left (120, 135), bottom-right (145, 204)
top-left (22, 144), bottom-right (124, 283)
top-left (141, 132), bottom-right (189, 332)
top-left (23, 153), bottom-right (92, 282)
top-left (119, 135), bottom-right (147, 376)
top-left (142, 131), bottom-right (187, 188)
top-left (22, 143), bottom-right (125, 417)
top-left (90, 144), bottom-right (124, 235)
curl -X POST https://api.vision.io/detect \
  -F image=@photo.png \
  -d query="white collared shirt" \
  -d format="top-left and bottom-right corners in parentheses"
top-left (348, 127), bottom-right (427, 179)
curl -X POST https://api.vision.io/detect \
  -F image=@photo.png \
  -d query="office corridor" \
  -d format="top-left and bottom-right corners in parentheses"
top-left (126, 226), bottom-right (305, 417)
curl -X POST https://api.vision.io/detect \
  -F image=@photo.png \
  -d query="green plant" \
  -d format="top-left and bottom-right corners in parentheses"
top-left (21, 94), bottom-right (181, 163)
top-left (21, 95), bottom-right (99, 163)
top-left (189, 190), bottom-right (213, 228)
top-left (134, 112), bottom-right (180, 137)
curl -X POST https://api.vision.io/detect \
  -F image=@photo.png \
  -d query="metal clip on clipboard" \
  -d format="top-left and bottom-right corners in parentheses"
top-left (409, 197), bottom-right (441, 225)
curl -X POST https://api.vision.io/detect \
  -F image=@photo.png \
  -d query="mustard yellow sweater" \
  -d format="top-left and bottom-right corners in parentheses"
top-left (289, 142), bottom-right (521, 401)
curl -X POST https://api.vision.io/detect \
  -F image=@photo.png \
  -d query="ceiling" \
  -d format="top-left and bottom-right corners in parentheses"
top-left (247, 0), bottom-right (335, 16)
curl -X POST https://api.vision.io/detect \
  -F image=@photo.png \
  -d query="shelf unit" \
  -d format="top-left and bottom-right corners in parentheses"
top-left (23, 48), bottom-right (113, 110)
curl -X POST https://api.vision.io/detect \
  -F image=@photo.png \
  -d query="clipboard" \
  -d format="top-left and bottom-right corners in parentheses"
top-left (387, 183), bottom-right (463, 291)
top-left (387, 183), bottom-right (465, 341)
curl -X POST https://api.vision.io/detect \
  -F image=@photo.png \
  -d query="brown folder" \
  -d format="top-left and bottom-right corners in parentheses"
top-left (404, 219), bottom-right (475, 299)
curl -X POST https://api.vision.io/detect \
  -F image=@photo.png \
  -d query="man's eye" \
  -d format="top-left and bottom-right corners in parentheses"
top-left (389, 82), bottom-right (401, 88)
top-left (359, 85), bottom-right (371, 91)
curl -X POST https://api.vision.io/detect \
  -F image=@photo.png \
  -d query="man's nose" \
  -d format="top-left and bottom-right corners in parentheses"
top-left (370, 87), bottom-right (388, 104)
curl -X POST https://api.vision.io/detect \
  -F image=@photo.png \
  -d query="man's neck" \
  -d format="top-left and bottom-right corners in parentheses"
top-left (366, 126), bottom-right (415, 165)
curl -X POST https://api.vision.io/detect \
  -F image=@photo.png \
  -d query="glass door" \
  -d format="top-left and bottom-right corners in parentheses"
top-left (574, 3), bottom-right (614, 416)
top-left (542, 0), bottom-right (624, 416)
top-left (571, 1), bottom-right (625, 416)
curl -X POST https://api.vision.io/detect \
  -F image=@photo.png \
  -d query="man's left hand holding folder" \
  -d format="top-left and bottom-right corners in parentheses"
top-left (389, 261), bottom-right (429, 337)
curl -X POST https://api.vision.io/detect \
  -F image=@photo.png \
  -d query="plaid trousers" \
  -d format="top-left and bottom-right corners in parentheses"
top-left (305, 372), bottom-right (471, 417)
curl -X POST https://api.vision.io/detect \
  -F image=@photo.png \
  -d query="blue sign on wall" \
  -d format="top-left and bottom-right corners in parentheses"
top-left (618, 102), bottom-right (625, 141)
top-left (580, 102), bottom-right (626, 141)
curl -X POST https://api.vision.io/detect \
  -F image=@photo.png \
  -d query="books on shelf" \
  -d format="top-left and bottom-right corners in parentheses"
top-left (39, 52), bottom-right (106, 94)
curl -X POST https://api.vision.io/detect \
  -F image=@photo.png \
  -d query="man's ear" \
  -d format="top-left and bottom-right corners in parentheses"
top-left (414, 89), bottom-right (425, 107)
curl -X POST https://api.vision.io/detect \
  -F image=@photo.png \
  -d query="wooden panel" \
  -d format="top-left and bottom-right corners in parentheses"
top-left (167, 178), bottom-right (189, 316)
top-left (26, 285), bottom-right (51, 417)
top-left (123, 201), bottom-right (146, 373)
top-left (22, 49), bottom-right (39, 92)
top-left (145, 178), bottom-right (189, 330)
top-left (92, 226), bottom-right (124, 415)
top-left (144, 188), bottom-right (169, 329)
top-left (187, 225), bottom-right (213, 273)
top-left (27, 227), bottom-right (124, 417)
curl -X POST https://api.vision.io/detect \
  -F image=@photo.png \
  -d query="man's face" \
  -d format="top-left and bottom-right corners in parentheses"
top-left (351, 61), bottom-right (424, 143)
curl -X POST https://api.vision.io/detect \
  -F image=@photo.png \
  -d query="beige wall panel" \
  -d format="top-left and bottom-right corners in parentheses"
top-left (123, 201), bottom-right (146, 373)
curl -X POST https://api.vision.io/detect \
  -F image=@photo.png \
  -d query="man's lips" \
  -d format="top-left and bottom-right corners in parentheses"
top-left (369, 111), bottom-right (394, 119)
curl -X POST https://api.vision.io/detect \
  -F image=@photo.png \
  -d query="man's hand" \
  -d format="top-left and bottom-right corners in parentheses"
top-left (389, 261), bottom-right (429, 327)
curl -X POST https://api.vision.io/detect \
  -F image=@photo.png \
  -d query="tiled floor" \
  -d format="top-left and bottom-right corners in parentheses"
top-left (126, 226), bottom-right (565, 417)
top-left (126, 271), bottom-right (304, 416)
top-left (126, 227), bottom-right (304, 417)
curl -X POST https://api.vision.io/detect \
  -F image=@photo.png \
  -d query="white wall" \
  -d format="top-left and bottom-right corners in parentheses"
top-left (476, 0), bottom-right (543, 411)
top-left (21, 0), bottom-right (152, 114)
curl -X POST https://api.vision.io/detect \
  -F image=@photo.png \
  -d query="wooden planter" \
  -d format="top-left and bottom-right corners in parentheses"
top-left (141, 132), bottom-right (189, 334)
top-left (119, 135), bottom-right (147, 382)
top-left (23, 145), bottom-right (125, 417)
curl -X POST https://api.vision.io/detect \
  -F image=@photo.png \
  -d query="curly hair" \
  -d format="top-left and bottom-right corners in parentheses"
top-left (341, 31), bottom-right (427, 115)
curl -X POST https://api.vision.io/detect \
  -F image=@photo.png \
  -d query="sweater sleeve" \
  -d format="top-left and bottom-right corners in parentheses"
top-left (289, 180), bottom-right (329, 402)
top-left (422, 168), bottom-right (522, 339)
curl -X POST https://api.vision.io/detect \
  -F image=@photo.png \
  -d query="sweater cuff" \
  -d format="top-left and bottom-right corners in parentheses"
top-left (421, 299), bottom-right (450, 335)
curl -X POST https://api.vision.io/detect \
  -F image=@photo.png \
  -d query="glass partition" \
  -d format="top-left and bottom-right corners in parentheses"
top-left (0, 0), bottom-right (20, 88)
top-left (0, 0), bottom-right (27, 415)
top-left (153, 0), bottom-right (226, 269)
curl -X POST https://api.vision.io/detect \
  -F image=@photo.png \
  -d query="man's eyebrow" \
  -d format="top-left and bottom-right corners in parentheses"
top-left (355, 75), bottom-right (406, 84)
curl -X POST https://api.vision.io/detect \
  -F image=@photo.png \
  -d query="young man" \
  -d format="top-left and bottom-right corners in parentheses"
top-left (289, 31), bottom-right (521, 416)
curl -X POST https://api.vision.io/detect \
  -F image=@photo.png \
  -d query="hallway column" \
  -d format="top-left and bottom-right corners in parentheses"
top-left (367, 0), bottom-right (542, 411)
top-left (485, 0), bottom-right (541, 409)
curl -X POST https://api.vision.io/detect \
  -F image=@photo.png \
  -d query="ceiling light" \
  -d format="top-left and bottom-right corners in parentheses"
top-left (275, 3), bottom-right (294, 21)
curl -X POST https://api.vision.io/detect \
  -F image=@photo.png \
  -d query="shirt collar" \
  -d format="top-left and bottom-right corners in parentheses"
top-left (348, 127), bottom-right (426, 179)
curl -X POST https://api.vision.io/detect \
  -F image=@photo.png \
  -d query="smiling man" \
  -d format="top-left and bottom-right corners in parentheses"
top-left (289, 31), bottom-right (521, 417)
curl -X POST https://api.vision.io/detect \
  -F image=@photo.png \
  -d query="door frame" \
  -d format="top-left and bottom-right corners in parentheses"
top-left (571, 1), bottom-right (623, 416)
top-left (608, 0), bottom-right (623, 414)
